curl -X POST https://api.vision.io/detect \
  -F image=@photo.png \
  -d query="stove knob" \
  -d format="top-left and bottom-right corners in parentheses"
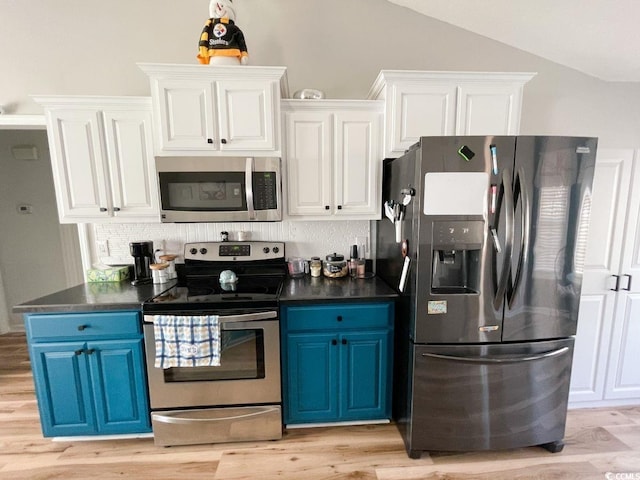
top-left (272, 246), bottom-right (280, 254)
top-left (200, 248), bottom-right (208, 255)
top-left (189, 248), bottom-right (197, 255)
top-left (263, 247), bottom-right (270, 254)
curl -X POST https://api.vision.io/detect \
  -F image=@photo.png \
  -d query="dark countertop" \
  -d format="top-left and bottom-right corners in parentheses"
top-left (12, 281), bottom-right (177, 314)
top-left (12, 274), bottom-right (397, 314)
top-left (280, 275), bottom-right (398, 304)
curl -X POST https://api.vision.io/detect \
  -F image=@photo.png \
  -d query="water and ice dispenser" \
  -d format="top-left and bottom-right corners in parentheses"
top-left (431, 221), bottom-right (483, 294)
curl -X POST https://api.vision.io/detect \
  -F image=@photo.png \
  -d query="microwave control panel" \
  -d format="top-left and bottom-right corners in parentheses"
top-left (253, 172), bottom-right (278, 210)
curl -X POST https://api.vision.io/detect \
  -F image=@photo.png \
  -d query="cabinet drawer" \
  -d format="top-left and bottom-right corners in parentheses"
top-left (26, 311), bottom-right (141, 341)
top-left (285, 303), bottom-right (392, 331)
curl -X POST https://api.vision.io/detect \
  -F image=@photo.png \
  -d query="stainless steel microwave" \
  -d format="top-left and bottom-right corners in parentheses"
top-left (155, 157), bottom-right (282, 222)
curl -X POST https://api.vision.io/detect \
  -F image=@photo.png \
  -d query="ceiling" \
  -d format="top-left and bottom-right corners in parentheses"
top-left (387, 0), bottom-right (640, 83)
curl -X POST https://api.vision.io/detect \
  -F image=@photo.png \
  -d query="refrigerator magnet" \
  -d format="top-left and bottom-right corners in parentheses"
top-left (458, 145), bottom-right (475, 162)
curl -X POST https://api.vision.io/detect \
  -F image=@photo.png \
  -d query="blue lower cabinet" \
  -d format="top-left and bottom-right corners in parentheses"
top-left (282, 302), bottom-right (393, 425)
top-left (25, 312), bottom-right (151, 437)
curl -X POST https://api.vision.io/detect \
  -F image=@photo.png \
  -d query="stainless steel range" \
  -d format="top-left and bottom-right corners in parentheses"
top-left (142, 241), bottom-right (286, 447)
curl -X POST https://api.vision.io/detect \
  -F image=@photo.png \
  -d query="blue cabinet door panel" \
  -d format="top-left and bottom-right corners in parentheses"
top-left (286, 333), bottom-right (338, 423)
top-left (341, 332), bottom-right (390, 420)
top-left (89, 340), bottom-right (151, 433)
top-left (30, 343), bottom-right (96, 436)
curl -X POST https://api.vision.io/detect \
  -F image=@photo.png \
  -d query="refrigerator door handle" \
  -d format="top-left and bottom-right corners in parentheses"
top-left (421, 346), bottom-right (570, 364)
top-left (507, 169), bottom-right (531, 308)
top-left (493, 169), bottom-right (514, 310)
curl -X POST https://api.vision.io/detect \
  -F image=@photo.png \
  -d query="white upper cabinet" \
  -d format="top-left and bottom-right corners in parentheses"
top-left (138, 63), bottom-right (288, 156)
top-left (34, 96), bottom-right (159, 224)
top-left (368, 71), bottom-right (535, 158)
top-left (283, 100), bottom-right (383, 220)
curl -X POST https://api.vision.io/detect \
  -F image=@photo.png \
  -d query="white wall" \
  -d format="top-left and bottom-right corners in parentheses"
top-left (0, 131), bottom-right (80, 330)
top-left (1, 0), bottom-right (638, 149)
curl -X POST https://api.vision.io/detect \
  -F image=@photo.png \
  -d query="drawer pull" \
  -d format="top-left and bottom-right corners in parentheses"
top-left (77, 325), bottom-right (87, 331)
top-left (86, 349), bottom-right (95, 355)
top-left (74, 349), bottom-right (83, 356)
top-left (341, 339), bottom-right (347, 345)
top-left (331, 339), bottom-right (337, 346)
top-left (337, 315), bottom-right (343, 322)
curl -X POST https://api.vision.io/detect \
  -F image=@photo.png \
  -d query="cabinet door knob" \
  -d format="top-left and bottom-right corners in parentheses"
top-left (331, 339), bottom-right (337, 346)
top-left (99, 207), bottom-right (108, 212)
top-left (337, 315), bottom-right (343, 322)
top-left (325, 205), bottom-right (330, 210)
top-left (74, 349), bottom-right (83, 356)
top-left (221, 138), bottom-right (227, 144)
top-left (86, 349), bottom-right (95, 355)
top-left (342, 339), bottom-right (347, 345)
top-left (113, 207), bottom-right (121, 212)
top-left (337, 205), bottom-right (342, 210)
top-left (207, 138), bottom-right (214, 144)
top-left (77, 325), bottom-right (86, 331)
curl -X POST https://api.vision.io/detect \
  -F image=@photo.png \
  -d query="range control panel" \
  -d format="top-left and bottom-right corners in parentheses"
top-left (184, 241), bottom-right (285, 262)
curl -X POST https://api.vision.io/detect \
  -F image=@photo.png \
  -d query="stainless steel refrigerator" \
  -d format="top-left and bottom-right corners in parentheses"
top-left (376, 136), bottom-right (596, 458)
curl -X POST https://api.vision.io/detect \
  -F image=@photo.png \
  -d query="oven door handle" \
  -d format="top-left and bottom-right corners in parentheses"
top-left (144, 311), bottom-right (277, 325)
top-left (219, 311), bottom-right (277, 323)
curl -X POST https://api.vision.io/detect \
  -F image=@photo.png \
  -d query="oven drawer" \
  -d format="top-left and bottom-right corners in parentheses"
top-left (285, 303), bottom-right (393, 331)
top-left (151, 405), bottom-right (282, 446)
top-left (26, 311), bottom-right (141, 341)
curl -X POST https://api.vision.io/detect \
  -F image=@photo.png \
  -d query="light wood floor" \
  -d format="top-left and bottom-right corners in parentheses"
top-left (2, 331), bottom-right (640, 479)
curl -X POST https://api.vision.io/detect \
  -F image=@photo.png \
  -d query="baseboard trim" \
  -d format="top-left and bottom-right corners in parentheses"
top-left (286, 419), bottom-right (390, 429)
top-left (51, 432), bottom-right (154, 442)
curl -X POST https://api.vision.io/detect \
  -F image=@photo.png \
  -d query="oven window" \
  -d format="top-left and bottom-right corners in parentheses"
top-left (159, 172), bottom-right (247, 211)
top-left (162, 329), bottom-right (265, 382)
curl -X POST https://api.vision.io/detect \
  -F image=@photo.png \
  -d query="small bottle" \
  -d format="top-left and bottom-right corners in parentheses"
top-left (349, 245), bottom-right (359, 278)
top-left (310, 257), bottom-right (322, 277)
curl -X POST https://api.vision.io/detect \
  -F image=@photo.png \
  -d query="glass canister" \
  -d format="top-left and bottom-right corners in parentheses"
top-left (150, 262), bottom-right (170, 284)
top-left (158, 254), bottom-right (178, 279)
top-left (323, 253), bottom-right (348, 278)
top-left (310, 257), bottom-right (322, 277)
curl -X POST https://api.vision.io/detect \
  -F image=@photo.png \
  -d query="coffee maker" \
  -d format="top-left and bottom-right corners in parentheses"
top-left (130, 241), bottom-right (154, 285)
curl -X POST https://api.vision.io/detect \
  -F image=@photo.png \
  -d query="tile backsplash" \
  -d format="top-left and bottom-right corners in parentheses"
top-left (90, 220), bottom-right (370, 266)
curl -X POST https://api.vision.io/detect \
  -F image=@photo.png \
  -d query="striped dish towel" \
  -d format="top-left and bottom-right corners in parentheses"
top-left (154, 315), bottom-right (220, 369)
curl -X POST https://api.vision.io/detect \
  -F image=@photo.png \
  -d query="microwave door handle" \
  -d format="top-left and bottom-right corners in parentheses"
top-left (245, 157), bottom-right (256, 220)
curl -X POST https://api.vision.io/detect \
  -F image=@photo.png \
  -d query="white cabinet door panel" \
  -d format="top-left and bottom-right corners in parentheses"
top-left (155, 79), bottom-right (216, 151)
top-left (390, 84), bottom-right (456, 154)
top-left (285, 111), bottom-right (332, 217)
top-left (217, 80), bottom-right (275, 151)
top-left (334, 111), bottom-right (380, 217)
top-left (456, 85), bottom-right (519, 135)
top-left (49, 110), bottom-right (110, 222)
top-left (569, 294), bottom-right (614, 402)
top-left (606, 293), bottom-right (640, 398)
top-left (103, 109), bottom-right (159, 220)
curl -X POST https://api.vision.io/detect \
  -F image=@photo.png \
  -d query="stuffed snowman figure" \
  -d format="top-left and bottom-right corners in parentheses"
top-left (197, 0), bottom-right (249, 65)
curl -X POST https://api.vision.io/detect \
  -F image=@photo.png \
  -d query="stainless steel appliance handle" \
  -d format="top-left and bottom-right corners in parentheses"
top-left (143, 311), bottom-right (277, 324)
top-left (421, 346), bottom-right (569, 364)
top-left (245, 157), bottom-right (256, 220)
top-left (153, 406), bottom-right (280, 425)
top-left (494, 169), bottom-right (514, 310)
top-left (508, 170), bottom-right (531, 308)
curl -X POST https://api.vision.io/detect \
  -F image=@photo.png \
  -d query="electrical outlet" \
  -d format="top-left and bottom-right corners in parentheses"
top-left (355, 236), bottom-right (369, 258)
top-left (96, 240), bottom-right (109, 257)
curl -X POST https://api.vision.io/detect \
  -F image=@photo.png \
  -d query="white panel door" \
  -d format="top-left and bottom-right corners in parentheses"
top-left (102, 109), bottom-right (160, 221)
top-left (388, 83), bottom-right (456, 156)
top-left (216, 80), bottom-right (275, 152)
top-left (154, 78), bottom-right (217, 152)
top-left (334, 111), bottom-right (381, 218)
top-left (284, 111), bottom-right (332, 217)
top-left (456, 84), bottom-right (520, 135)
top-left (569, 149), bottom-right (633, 402)
top-left (606, 150), bottom-right (640, 400)
top-left (46, 109), bottom-right (111, 222)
